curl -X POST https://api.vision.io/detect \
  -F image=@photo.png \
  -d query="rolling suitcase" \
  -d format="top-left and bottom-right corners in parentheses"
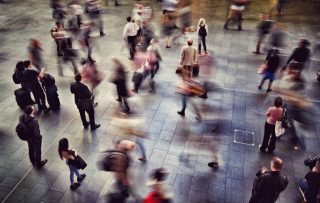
top-left (41, 74), bottom-right (60, 111)
top-left (14, 88), bottom-right (35, 109)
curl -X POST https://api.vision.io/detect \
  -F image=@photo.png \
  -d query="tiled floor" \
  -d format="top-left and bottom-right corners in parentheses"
top-left (0, 0), bottom-right (320, 202)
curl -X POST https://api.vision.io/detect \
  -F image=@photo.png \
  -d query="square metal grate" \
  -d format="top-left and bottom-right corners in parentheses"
top-left (233, 129), bottom-right (255, 146)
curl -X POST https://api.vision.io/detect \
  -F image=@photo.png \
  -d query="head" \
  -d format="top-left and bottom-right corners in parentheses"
top-left (299, 39), bottom-right (310, 47)
top-left (270, 156), bottom-right (283, 171)
top-left (127, 16), bottom-right (132, 23)
top-left (24, 105), bottom-right (35, 116)
top-left (16, 61), bottom-right (25, 71)
top-left (58, 138), bottom-right (69, 159)
top-left (23, 60), bottom-right (31, 69)
top-left (75, 73), bottom-right (82, 82)
top-left (55, 21), bottom-right (63, 28)
top-left (152, 168), bottom-right (169, 182)
top-left (274, 97), bottom-right (283, 108)
top-left (198, 18), bottom-right (206, 26)
top-left (30, 38), bottom-right (40, 47)
top-left (187, 38), bottom-right (193, 46)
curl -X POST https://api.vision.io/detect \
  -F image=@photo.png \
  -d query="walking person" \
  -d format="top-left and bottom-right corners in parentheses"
top-left (70, 73), bottom-right (100, 130)
top-left (259, 97), bottom-right (284, 153)
top-left (258, 48), bottom-right (280, 92)
top-left (86, 0), bottom-right (105, 36)
top-left (58, 138), bottom-right (86, 190)
top-left (197, 18), bottom-right (208, 55)
top-left (299, 160), bottom-right (320, 203)
top-left (253, 14), bottom-right (273, 54)
top-left (20, 105), bottom-right (48, 168)
top-left (249, 157), bottom-right (289, 203)
top-left (223, 0), bottom-right (250, 31)
top-left (23, 60), bottom-right (49, 113)
top-left (111, 58), bottom-right (131, 114)
top-left (285, 39), bottom-right (311, 76)
top-left (28, 38), bottom-right (44, 71)
top-left (146, 38), bottom-right (162, 79)
top-left (123, 16), bottom-right (139, 60)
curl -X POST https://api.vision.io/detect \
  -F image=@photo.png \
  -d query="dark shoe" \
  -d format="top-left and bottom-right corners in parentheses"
top-left (91, 124), bottom-right (101, 131)
top-left (259, 146), bottom-right (266, 153)
top-left (83, 122), bottom-right (89, 129)
top-left (208, 162), bottom-right (219, 169)
top-left (252, 51), bottom-right (260, 54)
top-left (195, 116), bottom-right (202, 122)
top-left (258, 85), bottom-right (262, 90)
top-left (166, 45), bottom-right (171, 48)
top-left (223, 26), bottom-right (228, 29)
top-left (266, 89), bottom-right (272, 92)
top-left (93, 102), bottom-right (98, 108)
top-left (138, 157), bottom-right (147, 163)
top-left (70, 182), bottom-right (81, 190)
top-left (100, 32), bottom-right (105, 36)
top-left (177, 111), bottom-right (185, 117)
top-left (238, 26), bottom-right (242, 31)
top-left (115, 2), bottom-right (119, 6)
top-left (36, 159), bottom-right (48, 168)
top-left (77, 174), bottom-right (86, 182)
top-left (115, 98), bottom-right (121, 102)
top-left (198, 94), bottom-right (208, 99)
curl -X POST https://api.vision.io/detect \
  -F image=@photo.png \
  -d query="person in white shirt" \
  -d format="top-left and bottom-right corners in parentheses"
top-left (123, 16), bottom-right (139, 60)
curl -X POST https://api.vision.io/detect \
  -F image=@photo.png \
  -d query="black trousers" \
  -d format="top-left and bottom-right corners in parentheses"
top-left (78, 106), bottom-right (96, 127)
top-left (127, 35), bottom-right (136, 59)
top-left (198, 36), bottom-right (207, 53)
top-left (31, 87), bottom-right (47, 110)
top-left (27, 138), bottom-right (42, 166)
top-left (117, 96), bottom-right (130, 112)
top-left (261, 122), bottom-right (277, 151)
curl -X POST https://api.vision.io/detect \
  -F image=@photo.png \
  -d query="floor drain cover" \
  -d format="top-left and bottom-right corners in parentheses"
top-left (233, 129), bottom-right (254, 146)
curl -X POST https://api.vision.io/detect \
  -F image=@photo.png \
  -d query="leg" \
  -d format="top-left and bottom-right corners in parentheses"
top-left (34, 137), bottom-right (42, 167)
top-left (258, 78), bottom-right (266, 89)
top-left (178, 94), bottom-right (187, 116)
top-left (78, 108), bottom-right (89, 127)
top-left (86, 107), bottom-right (96, 128)
top-left (135, 139), bottom-right (146, 160)
top-left (260, 122), bottom-right (272, 150)
top-left (27, 141), bottom-right (35, 165)
top-left (198, 37), bottom-right (202, 54)
top-left (267, 125), bottom-right (277, 152)
top-left (122, 97), bottom-right (130, 113)
top-left (267, 80), bottom-right (273, 91)
top-left (68, 163), bottom-right (75, 184)
top-left (38, 90), bottom-right (48, 110)
top-left (70, 58), bottom-right (79, 74)
top-left (224, 18), bottom-right (230, 29)
top-left (202, 37), bottom-right (207, 53)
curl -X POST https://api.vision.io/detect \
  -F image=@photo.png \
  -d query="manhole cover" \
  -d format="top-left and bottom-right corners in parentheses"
top-left (233, 129), bottom-right (254, 146)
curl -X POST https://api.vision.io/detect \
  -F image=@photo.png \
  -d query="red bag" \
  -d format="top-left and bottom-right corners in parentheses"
top-left (143, 192), bottom-right (162, 203)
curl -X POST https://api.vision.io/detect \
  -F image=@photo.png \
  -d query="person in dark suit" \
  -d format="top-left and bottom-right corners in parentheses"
top-left (70, 73), bottom-right (100, 130)
top-left (112, 58), bottom-right (130, 114)
top-left (23, 60), bottom-right (49, 113)
top-left (20, 105), bottom-right (48, 168)
top-left (249, 156), bottom-right (289, 203)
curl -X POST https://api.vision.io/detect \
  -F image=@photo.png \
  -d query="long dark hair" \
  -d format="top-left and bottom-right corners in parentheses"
top-left (58, 138), bottom-right (69, 160)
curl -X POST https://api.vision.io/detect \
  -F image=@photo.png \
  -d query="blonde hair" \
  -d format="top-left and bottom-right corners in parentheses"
top-left (198, 18), bottom-right (206, 26)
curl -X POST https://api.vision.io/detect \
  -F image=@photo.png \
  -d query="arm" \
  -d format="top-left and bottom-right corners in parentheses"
top-left (179, 48), bottom-right (185, 66)
top-left (286, 48), bottom-right (297, 65)
top-left (123, 24), bottom-right (128, 39)
top-left (194, 48), bottom-right (198, 64)
top-left (62, 151), bottom-right (75, 160)
top-left (266, 108), bottom-right (271, 117)
top-left (32, 120), bottom-right (42, 139)
top-left (205, 24), bottom-right (209, 37)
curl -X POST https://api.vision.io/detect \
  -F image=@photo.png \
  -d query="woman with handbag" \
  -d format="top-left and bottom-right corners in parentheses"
top-left (259, 97), bottom-right (284, 153)
top-left (58, 138), bottom-right (86, 190)
top-left (258, 48), bottom-right (280, 92)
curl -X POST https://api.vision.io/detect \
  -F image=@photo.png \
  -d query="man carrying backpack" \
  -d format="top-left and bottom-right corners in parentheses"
top-left (17, 105), bottom-right (48, 168)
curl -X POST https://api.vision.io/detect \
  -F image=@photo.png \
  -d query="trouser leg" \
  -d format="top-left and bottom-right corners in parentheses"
top-left (198, 37), bottom-right (201, 53)
top-left (79, 108), bottom-right (88, 126)
top-left (68, 164), bottom-right (75, 184)
top-left (261, 122), bottom-right (272, 149)
top-left (135, 139), bottom-right (146, 159)
top-left (87, 107), bottom-right (96, 127)
top-left (27, 141), bottom-right (35, 165)
top-left (202, 37), bottom-right (207, 52)
top-left (180, 95), bottom-right (187, 113)
top-left (268, 125), bottom-right (277, 151)
top-left (34, 138), bottom-right (42, 166)
top-left (122, 97), bottom-right (130, 112)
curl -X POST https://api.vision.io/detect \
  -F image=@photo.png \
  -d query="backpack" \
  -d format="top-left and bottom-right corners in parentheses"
top-left (16, 119), bottom-right (32, 141)
top-left (97, 150), bottom-right (130, 172)
top-left (198, 25), bottom-right (207, 37)
top-left (12, 70), bottom-right (23, 84)
top-left (41, 73), bottom-right (55, 88)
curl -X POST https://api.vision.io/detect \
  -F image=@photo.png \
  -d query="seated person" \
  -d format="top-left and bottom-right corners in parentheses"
top-left (299, 160), bottom-right (320, 203)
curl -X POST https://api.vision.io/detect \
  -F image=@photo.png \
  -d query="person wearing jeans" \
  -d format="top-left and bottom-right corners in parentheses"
top-left (260, 97), bottom-right (284, 153)
top-left (197, 18), bottom-right (208, 55)
top-left (58, 138), bottom-right (86, 190)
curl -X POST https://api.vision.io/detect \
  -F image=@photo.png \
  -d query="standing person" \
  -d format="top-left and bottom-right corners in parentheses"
top-left (179, 39), bottom-right (197, 77)
top-left (275, 0), bottom-right (288, 14)
top-left (258, 48), bottom-right (280, 92)
top-left (223, 0), bottom-right (250, 31)
top-left (259, 97), bottom-right (284, 153)
top-left (58, 138), bottom-right (86, 190)
top-left (253, 14), bottom-right (273, 54)
top-left (23, 60), bottom-right (49, 113)
top-left (20, 105), bottom-right (48, 168)
top-left (28, 38), bottom-right (44, 71)
top-left (70, 73), bottom-right (100, 130)
top-left (197, 18), bottom-right (208, 55)
top-left (249, 157), bottom-right (289, 203)
top-left (299, 161), bottom-right (320, 203)
top-left (123, 16), bottom-right (139, 60)
top-left (285, 39), bottom-right (311, 76)
top-left (111, 58), bottom-right (131, 114)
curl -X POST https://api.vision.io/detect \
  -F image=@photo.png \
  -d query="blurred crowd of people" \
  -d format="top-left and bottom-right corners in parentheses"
top-left (9, 0), bottom-right (320, 202)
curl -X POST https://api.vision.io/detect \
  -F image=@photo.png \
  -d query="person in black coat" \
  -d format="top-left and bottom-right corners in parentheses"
top-left (20, 105), bottom-right (48, 168)
top-left (300, 161), bottom-right (320, 203)
top-left (112, 58), bottom-right (130, 114)
top-left (70, 73), bottom-right (100, 130)
top-left (23, 60), bottom-right (49, 113)
top-left (286, 39), bottom-right (310, 75)
top-left (249, 157), bottom-right (289, 203)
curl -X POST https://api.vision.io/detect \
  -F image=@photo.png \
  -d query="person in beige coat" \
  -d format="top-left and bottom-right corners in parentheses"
top-left (179, 39), bottom-right (197, 77)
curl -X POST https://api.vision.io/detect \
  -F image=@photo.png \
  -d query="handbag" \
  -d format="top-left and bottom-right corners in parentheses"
top-left (258, 63), bottom-right (267, 74)
top-left (69, 155), bottom-right (87, 170)
top-left (275, 108), bottom-right (288, 137)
